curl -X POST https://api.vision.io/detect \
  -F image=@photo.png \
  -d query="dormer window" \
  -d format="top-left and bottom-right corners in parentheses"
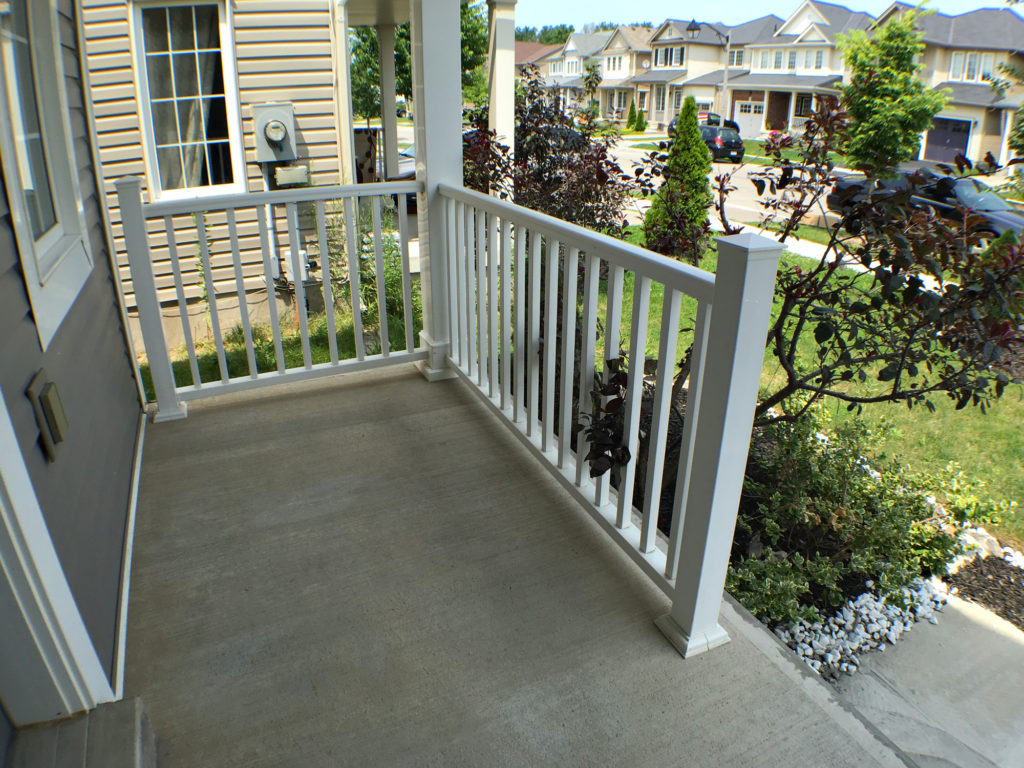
top-left (760, 50), bottom-right (769, 69)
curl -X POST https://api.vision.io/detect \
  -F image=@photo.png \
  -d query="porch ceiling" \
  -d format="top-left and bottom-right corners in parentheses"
top-left (125, 367), bottom-right (904, 767)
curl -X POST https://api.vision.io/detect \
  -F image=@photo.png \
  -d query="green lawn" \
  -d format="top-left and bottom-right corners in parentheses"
top-left (742, 139), bottom-right (851, 169)
top-left (616, 225), bottom-right (1023, 545)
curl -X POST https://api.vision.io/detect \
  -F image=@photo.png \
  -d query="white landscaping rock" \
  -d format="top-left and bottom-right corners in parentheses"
top-left (772, 578), bottom-right (948, 683)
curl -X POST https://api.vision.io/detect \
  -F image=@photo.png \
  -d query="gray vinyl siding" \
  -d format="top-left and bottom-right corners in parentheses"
top-left (82, 0), bottom-right (342, 307)
top-left (0, 0), bottom-right (141, 684)
top-left (0, 704), bottom-right (10, 767)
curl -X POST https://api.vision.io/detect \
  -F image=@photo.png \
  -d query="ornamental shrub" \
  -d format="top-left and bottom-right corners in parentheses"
top-left (626, 99), bottom-right (637, 130)
top-left (642, 95), bottom-right (712, 265)
top-left (728, 403), bottom-right (964, 625)
top-left (634, 108), bottom-right (647, 132)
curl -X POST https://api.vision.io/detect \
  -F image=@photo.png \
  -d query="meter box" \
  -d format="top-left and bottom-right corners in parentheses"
top-left (253, 102), bottom-right (297, 163)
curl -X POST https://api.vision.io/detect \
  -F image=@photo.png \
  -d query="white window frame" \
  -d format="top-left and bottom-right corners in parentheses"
top-left (815, 49), bottom-right (824, 70)
top-left (760, 50), bottom-right (769, 69)
top-left (787, 50), bottom-right (797, 70)
top-left (728, 49), bottom-right (743, 67)
top-left (551, 60), bottom-right (562, 74)
top-left (130, 0), bottom-right (245, 201)
top-left (774, 50), bottom-right (783, 70)
top-left (0, 0), bottom-right (93, 350)
top-left (950, 51), bottom-right (964, 80)
top-left (675, 46), bottom-right (685, 67)
top-left (638, 90), bottom-right (647, 110)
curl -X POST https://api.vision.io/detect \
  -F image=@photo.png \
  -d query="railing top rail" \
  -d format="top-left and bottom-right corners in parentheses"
top-left (134, 180), bottom-right (422, 218)
top-left (439, 183), bottom-right (716, 303)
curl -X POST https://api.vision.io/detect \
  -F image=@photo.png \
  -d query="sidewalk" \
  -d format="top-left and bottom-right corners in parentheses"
top-left (835, 595), bottom-right (1024, 768)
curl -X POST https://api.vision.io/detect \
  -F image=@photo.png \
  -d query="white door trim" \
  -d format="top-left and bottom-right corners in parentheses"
top-left (0, 395), bottom-right (114, 725)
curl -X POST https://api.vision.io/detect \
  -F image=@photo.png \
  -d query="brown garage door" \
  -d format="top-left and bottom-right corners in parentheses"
top-left (924, 118), bottom-right (970, 163)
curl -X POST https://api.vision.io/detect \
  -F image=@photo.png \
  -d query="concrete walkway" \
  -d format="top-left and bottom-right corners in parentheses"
top-left (127, 367), bottom-right (904, 768)
top-left (836, 594), bottom-right (1024, 768)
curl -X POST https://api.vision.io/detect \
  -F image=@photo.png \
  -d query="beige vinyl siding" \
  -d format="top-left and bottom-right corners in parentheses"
top-left (82, 0), bottom-right (342, 308)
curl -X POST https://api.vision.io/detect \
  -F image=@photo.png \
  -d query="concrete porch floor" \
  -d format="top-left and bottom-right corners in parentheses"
top-left (127, 366), bottom-right (904, 767)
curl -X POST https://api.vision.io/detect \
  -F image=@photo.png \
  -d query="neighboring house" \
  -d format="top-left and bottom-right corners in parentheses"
top-left (724, 1), bottom-right (873, 136)
top-left (631, 16), bottom-right (782, 130)
top-left (514, 40), bottom-right (561, 77)
top-left (593, 25), bottom-right (651, 121)
top-left (875, 3), bottom-right (1024, 165)
top-left (542, 31), bottom-right (611, 109)
top-left (80, 0), bottom-right (351, 317)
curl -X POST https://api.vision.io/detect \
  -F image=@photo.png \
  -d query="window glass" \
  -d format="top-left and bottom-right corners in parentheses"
top-left (677, 47), bottom-right (685, 66)
top-left (4, 0), bottom-right (58, 239)
top-left (141, 4), bottom-right (233, 191)
top-left (774, 50), bottom-right (783, 69)
top-left (760, 50), bottom-right (769, 69)
top-left (815, 49), bottom-right (823, 69)
top-left (965, 52), bottom-right (978, 81)
top-left (804, 50), bottom-right (813, 68)
top-left (950, 51), bottom-right (963, 79)
top-left (788, 51), bottom-right (796, 70)
top-left (980, 53), bottom-right (994, 80)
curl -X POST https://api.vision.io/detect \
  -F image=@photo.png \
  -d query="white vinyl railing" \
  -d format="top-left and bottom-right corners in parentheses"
top-left (116, 176), bottom-right (424, 420)
top-left (438, 183), bottom-right (782, 657)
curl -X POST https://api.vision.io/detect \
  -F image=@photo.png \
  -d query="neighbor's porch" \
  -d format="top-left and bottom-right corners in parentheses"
top-left (125, 366), bottom-right (900, 767)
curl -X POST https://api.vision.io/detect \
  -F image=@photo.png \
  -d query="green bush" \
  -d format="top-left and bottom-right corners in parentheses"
top-left (634, 109), bottom-right (647, 132)
top-left (728, 404), bottom-right (967, 625)
top-left (357, 229), bottom-right (421, 335)
top-left (626, 99), bottom-right (637, 130)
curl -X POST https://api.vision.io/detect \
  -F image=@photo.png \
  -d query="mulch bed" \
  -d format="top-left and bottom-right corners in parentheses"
top-left (947, 555), bottom-right (1024, 633)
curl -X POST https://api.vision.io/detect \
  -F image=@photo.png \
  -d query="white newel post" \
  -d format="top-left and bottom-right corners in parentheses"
top-left (655, 232), bottom-right (781, 657)
top-left (377, 24), bottom-right (400, 180)
top-left (410, 0), bottom-right (461, 380)
top-left (115, 177), bottom-right (187, 421)
top-left (487, 0), bottom-right (516, 164)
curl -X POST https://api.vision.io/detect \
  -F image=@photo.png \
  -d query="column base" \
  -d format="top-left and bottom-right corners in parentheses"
top-left (150, 402), bottom-right (188, 423)
top-left (654, 613), bottom-right (731, 658)
top-left (417, 331), bottom-right (457, 382)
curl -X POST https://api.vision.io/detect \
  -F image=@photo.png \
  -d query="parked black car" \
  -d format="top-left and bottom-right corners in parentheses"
top-left (827, 169), bottom-right (1024, 247)
top-left (667, 111), bottom-right (740, 138)
top-left (699, 125), bottom-right (745, 163)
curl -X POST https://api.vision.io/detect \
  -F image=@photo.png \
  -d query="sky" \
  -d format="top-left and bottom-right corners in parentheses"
top-left (513, 0), bottom-right (1023, 30)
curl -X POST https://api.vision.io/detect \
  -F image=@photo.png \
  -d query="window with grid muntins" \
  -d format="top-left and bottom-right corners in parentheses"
top-left (140, 4), bottom-right (233, 191)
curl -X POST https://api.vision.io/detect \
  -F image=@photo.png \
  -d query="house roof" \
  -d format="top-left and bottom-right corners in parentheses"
top-left (877, 4), bottom-right (1024, 52)
top-left (745, 1), bottom-right (873, 46)
top-left (938, 81), bottom-right (1022, 110)
top-left (724, 72), bottom-right (843, 90)
top-left (598, 25), bottom-right (653, 54)
top-left (632, 69), bottom-right (689, 84)
top-left (649, 15), bottom-right (784, 49)
top-left (564, 32), bottom-right (614, 59)
top-left (515, 42), bottom-right (561, 66)
top-left (597, 77), bottom-right (635, 89)
top-left (683, 68), bottom-right (753, 86)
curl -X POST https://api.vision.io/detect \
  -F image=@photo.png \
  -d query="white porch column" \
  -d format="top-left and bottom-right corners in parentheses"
top-left (0, 395), bottom-right (114, 725)
top-left (377, 24), bottom-right (400, 179)
top-left (487, 0), bottom-right (516, 158)
top-left (655, 232), bottom-right (782, 657)
top-left (410, 0), bottom-right (461, 380)
top-left (786, 91), bottom-right (796, 131)
top-left (330, 1), bottom-right (357, 184)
